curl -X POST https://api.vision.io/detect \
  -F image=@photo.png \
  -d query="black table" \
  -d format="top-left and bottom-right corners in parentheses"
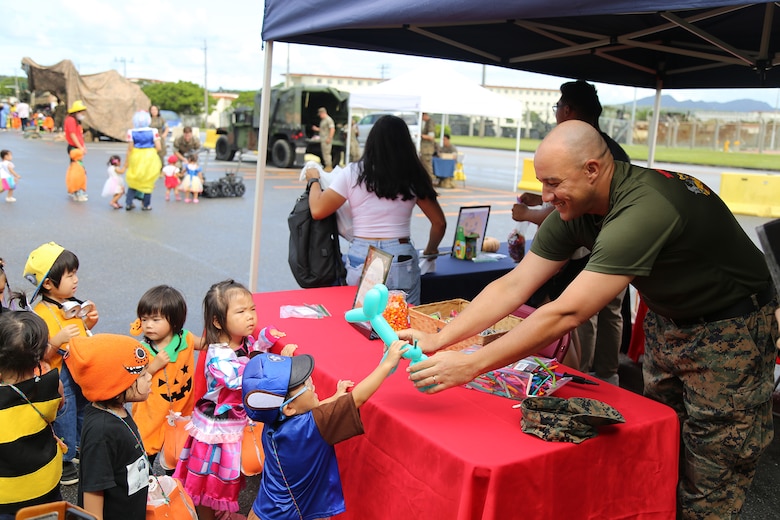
top-left (420, 242), bottom-right (526, 303)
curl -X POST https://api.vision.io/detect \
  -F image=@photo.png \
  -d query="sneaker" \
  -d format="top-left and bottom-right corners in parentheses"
top-left (126, 204), bottom-right (136, 211)
top-left (61, 460), bottom-right (79, 486)
top-left (5, 197), bottom-right (16, 202)
top-left (193, 198), bottom-right (199, 204)
top-left (165, 193), bottom-right (170, 201)
top-left (184, 198), bottom-right (191, 203)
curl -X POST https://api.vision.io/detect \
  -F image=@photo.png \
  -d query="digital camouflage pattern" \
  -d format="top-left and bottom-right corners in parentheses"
top-left (643, 299), bottom-right (777, 520)
top-left (520, 396), bottom-right (625, 444)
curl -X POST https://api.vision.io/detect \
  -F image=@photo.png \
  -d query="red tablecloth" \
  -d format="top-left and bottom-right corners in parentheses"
top-left (253, 287), bottom-right (679, 520)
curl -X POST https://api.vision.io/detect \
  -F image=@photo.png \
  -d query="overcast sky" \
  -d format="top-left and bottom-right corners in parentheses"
top-left (2, 0), bottom-right (779, 109)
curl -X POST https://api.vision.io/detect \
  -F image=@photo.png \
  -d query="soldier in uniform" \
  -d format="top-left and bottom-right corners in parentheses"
top-left (404, 120), bottom-right (777, 520)
top-left (173, 127), bottom-right (201, 165)
top-left (419, 112), bottom-right (436, 183)
top-left (312, 107), bottom-right (335, 171)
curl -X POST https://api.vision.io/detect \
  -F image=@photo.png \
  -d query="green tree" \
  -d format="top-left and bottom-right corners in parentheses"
top-left (233, 90), bottom-right (257, 109)
top-left (0, 75), bottom-right (27, 99)
top-left (142, 81), bottom-right (216, 115)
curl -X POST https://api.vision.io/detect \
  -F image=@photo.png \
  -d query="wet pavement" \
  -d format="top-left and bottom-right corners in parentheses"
top-left (1, 131), bottom-right (778, 517)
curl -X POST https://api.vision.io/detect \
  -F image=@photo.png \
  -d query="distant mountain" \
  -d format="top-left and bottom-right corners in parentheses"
top-left (610, 94), bottom-right (774, 113)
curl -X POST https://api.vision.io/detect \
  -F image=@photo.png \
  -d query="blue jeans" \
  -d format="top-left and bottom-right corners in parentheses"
top-left (54, 363), bottom-right (88, 462)
top-left (126, 188), bottom-right (151, 208)
top-left (346, 238), bottom-right (421, 305)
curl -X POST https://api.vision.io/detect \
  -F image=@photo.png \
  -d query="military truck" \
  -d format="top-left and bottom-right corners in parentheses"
top-left (214, 85), bottom-right (349, 168)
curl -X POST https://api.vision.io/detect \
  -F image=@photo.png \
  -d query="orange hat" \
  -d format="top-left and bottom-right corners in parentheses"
top-left (65, 334), bottom-right (149, 401)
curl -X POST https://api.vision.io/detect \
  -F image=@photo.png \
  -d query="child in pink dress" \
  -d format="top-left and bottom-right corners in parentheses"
top-left (173, 280), bottom-right (296, 520)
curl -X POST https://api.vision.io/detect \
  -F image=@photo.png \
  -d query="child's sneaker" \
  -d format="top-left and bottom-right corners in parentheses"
top-left (184, 198), bottom-right (191, 203)
top-left (61, 460), bottom-right (79, 485)
top-left (193, 198), bottom-right (199, 204)
top-left (165, 193), bottom-right (170, 201)
top-left (175, 194), bottom-right (182, 201)
top-left (5, 197), bottom-right (16, 202)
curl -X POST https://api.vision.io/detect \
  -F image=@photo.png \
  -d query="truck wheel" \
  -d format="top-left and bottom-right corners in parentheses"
top-left (215, 137), bottom-right (235, 161)
top-left (271, 140), bottom-right (294, 168)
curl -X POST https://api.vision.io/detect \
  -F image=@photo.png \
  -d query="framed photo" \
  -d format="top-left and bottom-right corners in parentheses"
top-left (351, 246), bottom-right (394, 339)
top-left (452, 205), bottom-right (491, 253)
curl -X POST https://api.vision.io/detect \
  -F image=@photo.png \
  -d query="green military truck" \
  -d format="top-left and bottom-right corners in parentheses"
top-left (214, 85), bottom-right (349, 168)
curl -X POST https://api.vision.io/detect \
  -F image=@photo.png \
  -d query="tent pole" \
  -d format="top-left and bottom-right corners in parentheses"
top-left (647, 81), bottom-right (663, 168)
top-left (513, 113), bottom-right (522, 192)
top-left (249, 41), bottom-right (274, 292)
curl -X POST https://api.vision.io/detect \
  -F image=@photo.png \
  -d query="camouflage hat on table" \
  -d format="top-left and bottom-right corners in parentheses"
top-left (520, 396), bottom-right (625, 444)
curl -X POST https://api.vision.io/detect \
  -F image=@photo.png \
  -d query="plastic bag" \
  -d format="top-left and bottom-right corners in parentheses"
top-left (508, 221), bottom-right (534, 262)
top-left (280, 304), bottom-right (331, 319)
top-left (382, 290), bottom-right (410, 331)
top-left (300, 161), bottom-right (354, 241)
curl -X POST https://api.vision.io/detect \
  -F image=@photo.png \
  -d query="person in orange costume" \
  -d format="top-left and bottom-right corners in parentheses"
top-left (65, 148), bottom-right (87, 202)
top-left (128, 285), bottom-right (204, 471)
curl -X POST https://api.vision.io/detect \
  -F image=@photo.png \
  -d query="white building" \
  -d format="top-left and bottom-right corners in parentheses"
top-left (282, 73), bottom-right (560, 135)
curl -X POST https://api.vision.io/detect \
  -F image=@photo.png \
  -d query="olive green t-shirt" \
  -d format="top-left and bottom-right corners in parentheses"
top-left (531, 161), bottom-right (770, 320)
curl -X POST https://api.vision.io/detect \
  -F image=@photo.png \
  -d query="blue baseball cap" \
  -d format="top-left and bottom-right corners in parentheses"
top-left (243, 353), bottom-right (314, 424)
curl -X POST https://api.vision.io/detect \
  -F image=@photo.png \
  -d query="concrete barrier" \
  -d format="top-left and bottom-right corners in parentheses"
top-left (517, 157), bottom-right (543, 193)
top-left (719, 172), bottom-right (780, 217)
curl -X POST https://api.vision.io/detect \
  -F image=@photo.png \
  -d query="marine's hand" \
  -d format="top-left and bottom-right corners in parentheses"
top-left (519, 192), bottom-right (543, 206)
top-left (407, 350), bottom-right (476, 394)
top-left (512, 203), bottom-right (532, 222)
top-left (397, 329), bottom-right (439, 353)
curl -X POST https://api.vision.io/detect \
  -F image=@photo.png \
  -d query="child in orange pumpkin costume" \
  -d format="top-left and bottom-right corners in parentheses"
top-left (129, 285), bottom-right (204, 471)
top-left (66, 148), bottom-right (88, 202)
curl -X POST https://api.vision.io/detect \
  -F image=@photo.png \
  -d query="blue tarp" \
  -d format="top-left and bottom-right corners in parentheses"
top-left (262, 1), bottom-right (780, 89)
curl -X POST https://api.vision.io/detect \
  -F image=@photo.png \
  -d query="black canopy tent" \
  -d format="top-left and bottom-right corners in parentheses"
top-left (249, 0), bottom-right (780, 289)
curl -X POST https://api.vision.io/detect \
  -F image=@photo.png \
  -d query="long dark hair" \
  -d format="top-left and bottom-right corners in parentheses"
top-left (358, 115), bottom-right (437, 201)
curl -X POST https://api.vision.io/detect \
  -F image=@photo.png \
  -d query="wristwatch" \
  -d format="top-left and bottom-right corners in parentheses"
top-left (307, 177), bottom-right (321, 190)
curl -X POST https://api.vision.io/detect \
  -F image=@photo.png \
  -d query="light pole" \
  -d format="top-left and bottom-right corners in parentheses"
top-left (114, 57), bottom-right (133, 77)
top-left (203, 40), bottom-right (209, 129)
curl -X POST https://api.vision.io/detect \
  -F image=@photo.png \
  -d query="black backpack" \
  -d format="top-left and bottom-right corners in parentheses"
top-left (288, 185), bottom-right (347, 288)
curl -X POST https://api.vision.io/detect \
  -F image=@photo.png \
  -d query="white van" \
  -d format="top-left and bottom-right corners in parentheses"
top-left (356, 112), bottom-right (420, 146)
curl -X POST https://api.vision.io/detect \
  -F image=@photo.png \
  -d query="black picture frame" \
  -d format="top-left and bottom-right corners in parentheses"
top-left (452, 205), bottom-right (491, 254)
top-left (350, 246), bottom-right (394, 339)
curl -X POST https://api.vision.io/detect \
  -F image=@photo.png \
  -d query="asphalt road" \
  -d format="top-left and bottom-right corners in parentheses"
top-left (2, 131), bottom-right (778, 517)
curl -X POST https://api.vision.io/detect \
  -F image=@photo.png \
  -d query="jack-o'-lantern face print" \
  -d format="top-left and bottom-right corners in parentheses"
top-left (161, 360), bottom-right (193, 402)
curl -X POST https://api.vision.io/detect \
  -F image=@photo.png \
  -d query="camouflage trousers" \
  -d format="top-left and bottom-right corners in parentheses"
top-left (320, 141), bottom-right (333, 169)
top-left (644, 299), bottom-right (777, 520)
top-left (420, 150), bottom-right (434, 181)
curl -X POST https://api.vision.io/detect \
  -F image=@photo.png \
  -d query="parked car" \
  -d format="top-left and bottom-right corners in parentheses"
top-left (160, 109), bottom-right (182, 129)
top-left (356, 111), bottom-right (420, 145)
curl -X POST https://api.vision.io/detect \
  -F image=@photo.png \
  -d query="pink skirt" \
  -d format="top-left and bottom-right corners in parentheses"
top-left (173, 435), bottom-right (244, 512)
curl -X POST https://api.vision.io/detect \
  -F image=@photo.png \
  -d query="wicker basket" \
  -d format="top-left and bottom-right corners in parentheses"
top-left (409, 299), bottom-right (522, 352)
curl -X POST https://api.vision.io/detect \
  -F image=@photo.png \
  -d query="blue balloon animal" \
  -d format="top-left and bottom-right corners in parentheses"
top-left (345, 283), bottom-right (428, 377)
